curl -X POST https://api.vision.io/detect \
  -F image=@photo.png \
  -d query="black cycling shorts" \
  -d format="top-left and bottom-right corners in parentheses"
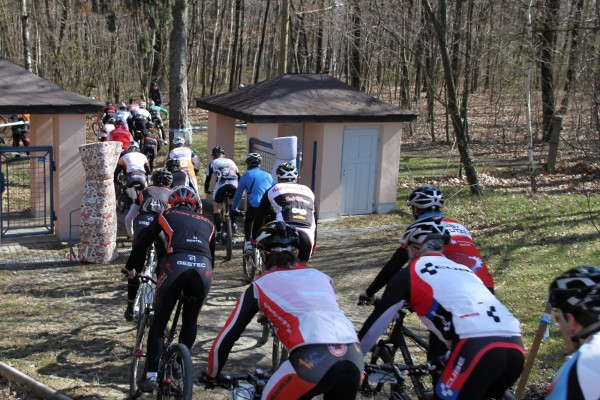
top-left (214, 184), bottom-right (236, 203)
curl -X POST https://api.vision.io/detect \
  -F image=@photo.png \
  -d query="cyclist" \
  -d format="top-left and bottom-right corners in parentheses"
top-left (165, 158), bottom-right (196, 192)
top-left (546, 266), bottom-right (600, 399)
top-left (115, 101), bottom-right (131, 131)
top-left (204, 221), bottom-right (363, 399)
top-left (252, 162), bottom-right (316, 262)
top-left (101, 102), bottom-right (116, 125)
top-left (107, 120), bottom-right (134, 153)
top-left (9, 114), bottom-right (30, 151)
top-left (98, 117), bottom-right (116, 142)
top-left (231, 153), bottom-right (275, 252)
top-left (123, 169), bottom-right (173, 321)
top-left (123, 185), bottom-right (215, 393)
top-left (140, 121), bottom-right (161, 172)
top-left (149, 82), bottom-right (163, 106)
top-left (131, 101), bottom-right (151, 141)
top-left (358, 218), bottom-right (524, 400)
top-left (114, 141), bottom-right (151, 204)
top-left (148, 100), bottom-right (168, 143)
top-left (166, 136), bottom-right (200, 186)
top-left (204, 145), bottom-right (240, 242)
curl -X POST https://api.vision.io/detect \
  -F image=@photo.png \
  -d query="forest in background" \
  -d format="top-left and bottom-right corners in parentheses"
top-left (0, 0), bottom-right (598, 172)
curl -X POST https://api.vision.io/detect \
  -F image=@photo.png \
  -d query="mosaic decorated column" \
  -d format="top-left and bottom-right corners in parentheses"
top-left (77, 141), bottom-right (122, 263)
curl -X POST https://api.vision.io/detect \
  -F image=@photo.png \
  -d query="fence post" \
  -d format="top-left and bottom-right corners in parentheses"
top-left (546, 115), bottom-right (562, 173)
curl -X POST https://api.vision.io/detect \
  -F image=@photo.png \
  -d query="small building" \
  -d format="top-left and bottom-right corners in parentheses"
top-left (196, 73), bottom-right (417, 219)
top-left (0, 57), bottom-right (104, 240)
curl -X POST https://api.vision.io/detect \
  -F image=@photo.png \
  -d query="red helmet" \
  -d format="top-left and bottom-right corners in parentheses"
top-left (168, 186), bottom-right (200, 209)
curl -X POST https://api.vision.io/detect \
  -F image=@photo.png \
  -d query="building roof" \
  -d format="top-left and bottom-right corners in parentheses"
top-left (196, 73), bottom-right (418, 123)
top-left (0, 57), bottom-right (104, 114)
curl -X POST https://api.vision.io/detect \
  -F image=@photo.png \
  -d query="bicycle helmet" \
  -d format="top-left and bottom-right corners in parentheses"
top-left (400, 218), bottom-right (449, 250)
top-left (256, 221), bottom-right (299, 253)
top-left (107, 117), bottom-right (116, 124)
top-left (173, 136), bottom-right (185, 146)
top-left (139, 101), bottom-right (146, 108)
top-left (406, 185), bottom-right (445, 210)
top-left (128, 141), bottom-right (140, 151)
top-left (149, 100), bottom-right (155, 106)
top-left (119, 101), bottom-right (127, 109)
top-left (211, 145), bottom-right (225, 156)
top-left (169, 185), bottom-right (201, 209)
top-left (245, 153), bottom-right (262, 166)
top-left (152, 169), bottom-right (173, 187)
top-left (165, 158), bottom-right (180, 171)
top-left (549, 265), bottom-right (600, 318)
top-left (276, 163), bottom-right (298, 182)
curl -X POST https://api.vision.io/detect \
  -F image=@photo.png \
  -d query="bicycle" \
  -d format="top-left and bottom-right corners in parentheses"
top-left (115, 173), bottom-right (143, 214)
top-left (257, 313), bottom-right (288, 371)
top-left (220, 191), bottom-right (235, 261)
top-left (132, 244), bottom-right (157, 328)
top-left (129, 275), bottom-right (195, 400)
top-left (361, 360), bottom-right (436, 400)
top-left (359, 299), bottom-right (517, 400)
top-left (199, 369), bottom-right (272, 400)
top-left (242, 236), bottom-right (262, 283)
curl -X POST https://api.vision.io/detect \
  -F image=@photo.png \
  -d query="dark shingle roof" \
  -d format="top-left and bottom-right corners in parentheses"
top-left (0, 57), bottom-right (104, 114)
top-left (196, 74), bottom-right (418, 123)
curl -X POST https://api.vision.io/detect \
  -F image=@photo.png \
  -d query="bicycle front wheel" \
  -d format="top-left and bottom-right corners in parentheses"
top-left (129, 312), bottom-right (153, 399)
top-left (157, 343), bottom-right (193, 400)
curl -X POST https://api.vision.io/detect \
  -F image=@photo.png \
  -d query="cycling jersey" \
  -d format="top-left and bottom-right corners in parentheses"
top-left (365, 211), bottom-right (494, 298)
top-left (546, 331), bottom-right (600, 400)
top-left (125, 186), bottom-right (170, 239)
top-left (253, 182), bottom-right (317, 261)
top-left (232, 166), bottom-right (275, 209)
top-left (117, 152), bottom-right (149, 175)
top-left (168, 147), bottom-right (201, 179)
top-left (205, 157), bottom-right (239, 199)
top-left (115, 109), bottom-right (131, 125)
top-left (207, 263), bottom-right (359, 378)
top-left (359, 253), bottom-right (523, 400)
top-left (108, 127), bottom-right (133, 150)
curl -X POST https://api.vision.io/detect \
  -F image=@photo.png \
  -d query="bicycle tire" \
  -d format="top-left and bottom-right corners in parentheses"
top-left (225, 211), bottom-right (233, 261)
top-left (242, 248), bottom-right (256, 283)
top-left (129, 312), bottom-right (153, 399)
top-left (271, 336), bottom-right (288, 371)
top-left (91, 120), bottom-right (99, 135)
top-left (0, 115), bottom-right (8, 144)
top-left (157, 343), bottom-right (193, 400)
top-left (260, 321), bottom-right (269, 345)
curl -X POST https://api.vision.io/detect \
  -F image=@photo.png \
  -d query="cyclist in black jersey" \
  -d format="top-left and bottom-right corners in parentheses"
top-left (123, 186), bottom-right (215, 393)
top-left (165, 158), bottom-right (195, 191)
top-left (123, 169), bottom-right (173, 321)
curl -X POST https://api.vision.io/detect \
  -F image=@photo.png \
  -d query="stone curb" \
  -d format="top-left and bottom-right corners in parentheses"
top-left (0, 361), bottom-right (73, 400)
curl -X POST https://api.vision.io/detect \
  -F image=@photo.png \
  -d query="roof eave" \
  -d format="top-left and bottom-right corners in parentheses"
top-left (0, 104), bottom-right (104, 115)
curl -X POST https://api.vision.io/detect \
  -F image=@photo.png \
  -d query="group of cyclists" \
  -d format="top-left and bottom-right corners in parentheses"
top-left (117, 135), bottom-right (599, 399)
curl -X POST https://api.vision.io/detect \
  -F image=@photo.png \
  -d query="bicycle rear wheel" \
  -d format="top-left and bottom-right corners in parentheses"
top-left (271, 336), bottom-right (288, 371)
top-left (129, 312), bottom-right (153, 399)
top-left (242, 247), bottom-right (256, 283)
top-left (157, 343), bottom-right (193, 400)
top-left (225, 212), bottom-right (233, 261)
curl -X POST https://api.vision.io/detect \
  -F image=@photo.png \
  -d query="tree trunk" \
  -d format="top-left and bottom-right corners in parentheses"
top-left (538, 0), bottom-right (560, 142)
top-left (279, 0), bottom-right (290, 74)
top-left (21, 0), bottom-right (32, 71)
top-left (422, 0), bottom-right (482, 195)
top-left (228, 0), bottom-right (243, 91)
top-left (349, 0), bottom-right (361, 89)
top-left (169, 0), bottom-right (189, 146)
top-left (559, 0), bottom-right (584, 115)
top-left (526, 0), bottom-right (537, 192)
top-left (254, 0), bottom-right (270, 82)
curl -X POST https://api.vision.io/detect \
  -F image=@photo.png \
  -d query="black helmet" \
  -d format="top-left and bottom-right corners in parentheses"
top-left (165, 158), bottom-right (180, 171)
top-left (119, 101), bottom-right (127, 109)
top-left (549, 266), bottom-right (600, 319)
top-left (400, 218), bottom-right (448, 249)
top-left (276, 162), bottom-right (298, 182)
top-left (406, 185), bottom-right (445, 210)
top-left (256, 221), bottom-right (299, 253)
top-left (152, 169), bottom-right (173, 187)
top-left (211, 145), bottom-right (225, 156)
top-left (245, 153), bottom-right (262, 166)
top-left (168, 185), bottom-right (201, 209)
top-left (107, 117), bottom-right (116, 124)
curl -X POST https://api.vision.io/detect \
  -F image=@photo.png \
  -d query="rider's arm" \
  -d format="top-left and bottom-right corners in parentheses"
top-left (206, 285), bottom-right (260, 377)
top-left (358, 267), bottom-right (411, 354)
top-left (191, 153), bottom-right (201, 171)
top-left (204, 163), bottom-right (213, 192)
top-left (251, 191), bottom-right (271, 239)
top-left (364, 246), bottom-right (410, 298)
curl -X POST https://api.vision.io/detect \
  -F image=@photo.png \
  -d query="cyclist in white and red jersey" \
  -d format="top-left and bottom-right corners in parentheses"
top-left (115, 142), bottom-right (150, 203)
top-left (546, 266), bottom-right (600, 400)
top-left (204, 221), bottom-right (363, 399)
top-left (358, 218), bottom-right (524, 400)
top-left (115, 102), bottom-right (131, 131)
top-left (204, 145), bottom-right (240, 242)
top-left (252, 162), bottom-right (317, 262)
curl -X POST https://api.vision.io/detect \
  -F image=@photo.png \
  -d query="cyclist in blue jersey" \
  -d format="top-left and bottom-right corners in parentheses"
top-left (231, 153), bottom-right (274, 252)
top-left (546, 266), bottom-right (600, 400)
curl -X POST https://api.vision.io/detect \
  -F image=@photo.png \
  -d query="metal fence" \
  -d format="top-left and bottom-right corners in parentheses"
top-left (0, 146), bottom-right (54, 239)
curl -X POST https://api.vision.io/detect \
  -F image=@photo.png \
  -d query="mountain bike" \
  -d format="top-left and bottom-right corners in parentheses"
top-left (242, 241), bottom-right (262, 283)
top-left (199, 369), bottom-right (272, 400)
top-left (116, 173), bottom-right (142, 214)
top-left (132, 244), bottom-right (157, 328)
top-left (257, 313), bottom-right (288, 371)
top-left (359, 299), bottom-right (517, 400)
top-left (129, 275), bottom-right (195, 400)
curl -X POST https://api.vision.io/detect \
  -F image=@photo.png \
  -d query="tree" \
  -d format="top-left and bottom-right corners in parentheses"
top-left (169, 0), bottom-right (189, 145)
top-left (537, 0), bottom-right (560, 142)
top-left (421, 0), bottom-right (482, 195)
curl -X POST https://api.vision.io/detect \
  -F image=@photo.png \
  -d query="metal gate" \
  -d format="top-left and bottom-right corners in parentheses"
top-left (0, 146), bottom-right (54, 238)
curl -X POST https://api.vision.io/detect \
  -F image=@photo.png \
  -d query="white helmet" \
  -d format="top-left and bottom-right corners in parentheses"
top-left (139, 101), bottom-right (146, 108)
top-left (173, 137), bottom-right (185, 146)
